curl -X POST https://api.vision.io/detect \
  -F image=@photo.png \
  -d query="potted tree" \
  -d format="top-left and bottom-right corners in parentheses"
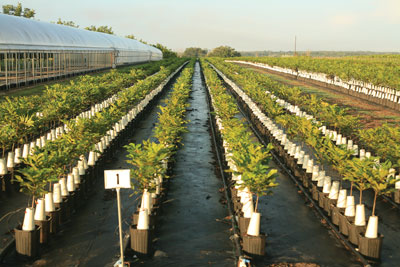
top-left (14, 152), bottom-right (52, 257)
top-left (358, 159), bottom-right (396, 259)
top-left (345, 158), bottom-right (370, 245)
top-left (125, 140), bottom-right (168, 257)
top-left (232, 142), bottom-right (278, 257)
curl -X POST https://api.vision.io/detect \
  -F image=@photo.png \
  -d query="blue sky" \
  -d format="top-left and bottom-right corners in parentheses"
top-left (2, 0), bottom-right (400, 52)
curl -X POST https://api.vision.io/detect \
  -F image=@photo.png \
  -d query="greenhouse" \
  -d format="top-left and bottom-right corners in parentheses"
top-left (0, 14), bottom-right (162, 89)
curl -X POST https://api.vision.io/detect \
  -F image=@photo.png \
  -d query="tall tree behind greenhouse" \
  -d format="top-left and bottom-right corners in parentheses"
top-left (2, 3), bottom-right (35, 18)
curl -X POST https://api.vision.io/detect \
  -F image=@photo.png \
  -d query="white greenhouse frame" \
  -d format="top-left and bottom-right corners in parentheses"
top-left (0, 14), bottom-right (162, 89)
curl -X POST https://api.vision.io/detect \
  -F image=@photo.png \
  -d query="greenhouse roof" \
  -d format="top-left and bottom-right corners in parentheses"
top-left (0, 13), bottom-right (161, 55)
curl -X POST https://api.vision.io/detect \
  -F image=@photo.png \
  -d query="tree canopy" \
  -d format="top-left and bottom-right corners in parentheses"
top-left (56, 18), bottom-right (79, 28)
top-left (182, 47), bottom-right (208, 58)
top-left (207, 46), bottom-right (241, 57)
top-left (85, 25), bottom-right (114, 35)
top-left (125, 34), bottom-right (136, 40)
top-left (152, 43), bottom-right (177, 58)
top-left (2, 3), bottom-right (35, 18)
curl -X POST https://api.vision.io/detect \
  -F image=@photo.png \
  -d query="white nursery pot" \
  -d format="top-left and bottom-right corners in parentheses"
top-left (355, 204), bottom-right (366, 226)
top-left (141, 190), bottom-right (152, 214)
top-left (311, 165), bottom-right (319, 181)
top-left (88, 151), bottom-right (96, 166)
top-left (247, 212), bottom-right (261, 236)
top-left (78, 161), bottom-right (85, 175)
top-left (45, 193), bottom-right (55, 212)
top-left (328, 181), bottom-right (339, 200)
top-left (242, 197), bottom-right (254, 218)
top-left (53, 183), bottom-right (62, 204)
top-left (136, 209), bottom-right (149, 230)
top-left (323, 176), bottom-right (331, 194)
top-left (22, 207), bottom-right (35, 231)
top-left (22, 143), bottom-right (30, 159)
top-left (34, 198), bottom-right (46, 221)
top-left (29, 141), bottom-right (36, 155)
top-left (73, 167), bottom-right (80, 184)
top-left (306, 160), bottom-right (314, 173)
top-left (14, 148), bottom-right (22, 164)
top-left (337, 189), bottom-right (347, 208)
top-left (317, 171), bottom-right (325, 187)
top-left (80, 155), bottom-right (88, 170)
top-left (7, 151), bottom-right (15, 168)
top-left (67, 174), bottom-right (75, 192)
top-left (0, 158), bottom-right (7, 175)
top-left (345, 195), bottom-right (355, 217)
top-left (365, 216), bottom-right (378, 238)
top-left (60, 178), bottom-right (69, 197)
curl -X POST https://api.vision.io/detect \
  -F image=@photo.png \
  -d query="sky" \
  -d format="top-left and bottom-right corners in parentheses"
top-left (1, 0), bottom-right (400, 52)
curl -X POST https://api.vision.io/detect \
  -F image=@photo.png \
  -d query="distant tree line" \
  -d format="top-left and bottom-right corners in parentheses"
top-left (182, 46), bottom-right (241, 58)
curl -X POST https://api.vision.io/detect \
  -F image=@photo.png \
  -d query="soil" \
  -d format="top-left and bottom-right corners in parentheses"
top-left (235, 63), bottom-right (400, 129)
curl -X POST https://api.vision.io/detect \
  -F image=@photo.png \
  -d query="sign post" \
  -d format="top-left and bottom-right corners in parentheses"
top-left (104, 169), bottom-right (131, 267)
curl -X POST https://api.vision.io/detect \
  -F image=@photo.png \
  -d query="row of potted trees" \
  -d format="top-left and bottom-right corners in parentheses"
top-left (213, 58), bottom-right (400, 206)
top-left (201, 59), bottom-right (278, 258)
top-left (10, 60), bottom-right (188, 259)
top-left (0, 59), bottom-right (183, 196)
top-left (211, 60), bottom-right (399, 260)
top-left (124, 61), bottom-right (194, 258)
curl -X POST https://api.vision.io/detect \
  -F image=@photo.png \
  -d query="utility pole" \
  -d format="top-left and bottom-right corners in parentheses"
top-left (294, 35), bottom-right (297, 56)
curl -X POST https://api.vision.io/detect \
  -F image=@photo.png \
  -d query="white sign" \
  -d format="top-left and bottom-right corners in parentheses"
top-left (104, 169), bottom-right (131, 189)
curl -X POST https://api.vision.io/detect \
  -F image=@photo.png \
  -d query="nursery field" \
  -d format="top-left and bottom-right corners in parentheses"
top-left (2, 56), bottom-right (400, 267)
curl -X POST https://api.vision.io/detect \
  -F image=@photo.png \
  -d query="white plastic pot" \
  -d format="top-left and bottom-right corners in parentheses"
top-left (242, 197), bottom-right (254, 219)
top-left (311, 165), bottom-right (319, 181)
top-left (73, 167), bottom-right (80, 185)
top-left (88, 151), bottom-right (96, 166)
top-left (337, 189), bottom-right (347, 208)
top-left (0, 158), bottom-right (7, 175)
top-left (317, 171), bottom-right (326, 187)
top-left (355, 204), bottom-right (366, 226)
top-left (141, 190), bottom-right (152, 214)
top-left (246, 212), bottom-right (261, 236)
top-left (6, 151), bottom-right (15, 169)
top-left (22, 207), bottom-right (35, 231)
top-left (306, 160), bottom-right (314, 173)
top-left (329, 181), bottom-right (340, 200)
top-left (22, 143), bottom-right (30, 159)
top-left (365, 216), bottom-right (378, 238)
top-left (60, 178), bottom-right (69, 197)
top-left (14, 147), bottom-right (22, 164)
top-left (67, 174), bottom-right (75, 192)
top-left (80, 155), bottom-right (88, 170)
top-left (323, 176), bottom-right (331, 194)
top-left (45, 193), bottom-right (55, 212)
top-left (34, 198), bottom-right (46, 221)
top-left (29, 141), bottom-right (36, 155)
top-left (345, 195), bottom-right (355, 217)
top-left (53, 183), bottom-right (62, 204)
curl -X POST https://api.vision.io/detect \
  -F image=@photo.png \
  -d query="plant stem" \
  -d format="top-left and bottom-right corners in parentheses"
top-left (372, 191), bottom-right (377, 217)
top-left (350, 181), bottom-right (353, 196)
top-left (255, 195), bottom-right (259, 213)
top-left (31, 195), bottom-right (35, 208)
top-left (360, 189), bottom-right (363, 204)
